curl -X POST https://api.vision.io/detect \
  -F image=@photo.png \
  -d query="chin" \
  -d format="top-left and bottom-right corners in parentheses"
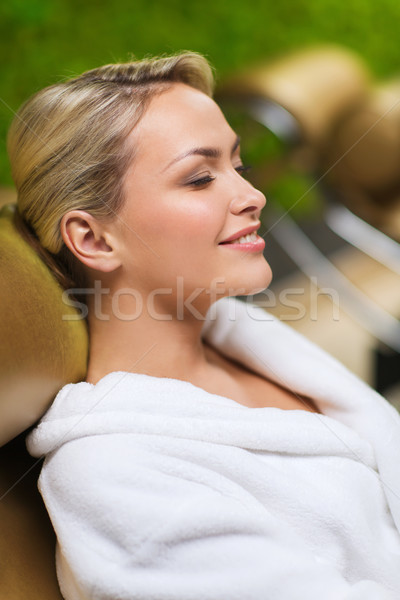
top-left (226, 263), bottom-right (274, 298)
top-left (249, 260), bottom-right (273, 291)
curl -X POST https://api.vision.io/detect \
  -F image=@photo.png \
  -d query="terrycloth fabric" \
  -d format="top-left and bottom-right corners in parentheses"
top-left (27, 298), bottom-right (400, 600)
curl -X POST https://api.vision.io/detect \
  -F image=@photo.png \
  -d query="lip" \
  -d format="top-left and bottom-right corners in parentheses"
top-left (218, 223), bottom-right (261, 244)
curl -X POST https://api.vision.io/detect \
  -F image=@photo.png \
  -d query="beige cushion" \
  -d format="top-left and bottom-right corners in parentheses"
top-left (0, 203), bottom-right (88, 445)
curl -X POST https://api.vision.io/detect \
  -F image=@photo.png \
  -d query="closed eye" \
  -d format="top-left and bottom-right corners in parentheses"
top-left (187, 175), bottom-right (216, 187)
top-left (186, 164), bottom-right (251, 188)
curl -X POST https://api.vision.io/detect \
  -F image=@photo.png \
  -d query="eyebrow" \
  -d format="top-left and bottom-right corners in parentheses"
top-left (163, 135), bottom-right (241, 172)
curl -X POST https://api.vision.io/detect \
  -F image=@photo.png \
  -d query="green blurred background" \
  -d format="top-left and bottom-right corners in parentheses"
top-left (2, 0), bottom-right (400, 209)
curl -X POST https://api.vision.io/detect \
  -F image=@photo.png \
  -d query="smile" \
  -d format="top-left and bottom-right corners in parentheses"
top-left (227, 232), bottom-right (259, 244)
top-left (219, 233), bottom-right (265, 252)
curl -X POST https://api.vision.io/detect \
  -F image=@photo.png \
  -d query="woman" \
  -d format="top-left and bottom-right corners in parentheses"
top-left (8, 53), bottom-right (400, 599)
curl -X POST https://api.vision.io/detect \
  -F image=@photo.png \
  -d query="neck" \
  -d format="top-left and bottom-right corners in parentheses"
top-left (85, 285), bottom-right (218, 384)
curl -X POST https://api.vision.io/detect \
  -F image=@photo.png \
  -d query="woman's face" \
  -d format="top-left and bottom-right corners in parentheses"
top-left (116, 83), bottom-right (272, 310)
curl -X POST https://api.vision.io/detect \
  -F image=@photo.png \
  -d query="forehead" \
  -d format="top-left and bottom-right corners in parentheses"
top-left (130, 83), bottom-right (235, 163)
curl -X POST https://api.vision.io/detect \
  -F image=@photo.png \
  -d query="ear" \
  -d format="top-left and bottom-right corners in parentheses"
top-left (60, 210), bottom-right (121, 273)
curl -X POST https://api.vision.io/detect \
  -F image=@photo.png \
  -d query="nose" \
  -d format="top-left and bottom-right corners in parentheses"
top-left (229, 176), bottom-right (267, 218)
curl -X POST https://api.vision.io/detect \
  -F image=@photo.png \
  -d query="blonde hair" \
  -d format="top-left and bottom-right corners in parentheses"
top-left (7, 52), bottom-right (214, 288)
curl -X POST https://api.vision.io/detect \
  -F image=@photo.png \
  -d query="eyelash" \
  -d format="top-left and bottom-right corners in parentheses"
top-left (235, 164), bottom-right (252, 176)
top-left (188, 165), bottom-right (252, 187)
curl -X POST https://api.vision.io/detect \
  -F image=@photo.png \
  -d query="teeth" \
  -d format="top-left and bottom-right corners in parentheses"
top-left (233, 232), bottom-right (258, 244)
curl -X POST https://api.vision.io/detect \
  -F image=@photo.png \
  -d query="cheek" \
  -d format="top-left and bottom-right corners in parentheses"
top-left (152, 201), bottom-right (224, 248)
top-left (120, 177), bottom-right (227, 263)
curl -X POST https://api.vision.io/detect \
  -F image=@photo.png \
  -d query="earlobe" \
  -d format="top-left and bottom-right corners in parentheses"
top-left (60, 210), bottom-right (121, 273)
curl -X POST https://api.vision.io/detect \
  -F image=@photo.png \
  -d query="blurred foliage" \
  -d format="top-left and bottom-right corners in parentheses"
top-left (267, 171), bottom-right (321, 217)
top-left (220, 102), bottom-right (286, 165)
top-left (2, 0), bottom-right (400, 216)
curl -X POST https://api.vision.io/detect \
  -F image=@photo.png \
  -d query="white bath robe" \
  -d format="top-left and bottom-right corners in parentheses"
top-left (27, 298), bottom-right (400, 600)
